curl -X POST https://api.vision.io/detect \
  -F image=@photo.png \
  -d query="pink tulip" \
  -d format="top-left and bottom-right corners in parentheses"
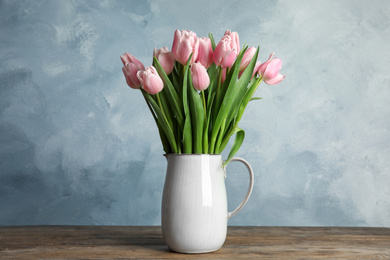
top-left (239, 60), bottom-right (261, 80)
top-left (196, 37), bottom-right (213, 68)
top-left (213, 35), bottom-right (237, 68)
top-left (257, 53), bottom-right (285, 85)
top-left (121, 53), bottom-right (145, 89)
top-left (239, 47), bottom-right (256, 72)
top-left (137, 66), bottom-right (164, 94)
top-left (153, 47), bottom-right (174, 75)
top-left (121, 52), bottom-right (144, 68)
top-left (171, 29), bottom-right (199, 65)
top-left (223, 30), bottom-right (240, 54)
top-left (190, 62), bottom-right (210, 91)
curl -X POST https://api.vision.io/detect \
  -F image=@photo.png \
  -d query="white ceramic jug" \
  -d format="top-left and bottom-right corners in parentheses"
top-left (161, 154), bottom-right (254, 253)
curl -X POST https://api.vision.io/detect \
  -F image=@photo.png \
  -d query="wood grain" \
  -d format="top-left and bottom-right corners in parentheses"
top-left (0, 226), bottom-right (389, 259)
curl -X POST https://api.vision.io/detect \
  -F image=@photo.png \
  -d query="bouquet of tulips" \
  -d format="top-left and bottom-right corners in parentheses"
top-left (121, 29), bottom-right (284, 165)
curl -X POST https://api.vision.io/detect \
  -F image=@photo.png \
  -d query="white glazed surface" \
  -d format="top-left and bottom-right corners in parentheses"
top-left (161, 154), bottom-right (253, 253)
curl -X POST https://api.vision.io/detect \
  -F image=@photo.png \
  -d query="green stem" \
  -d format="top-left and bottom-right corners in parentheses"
top-left (216, 67), bottom-right (222, 100)
top-left (156, 92), bottom-right (176, 146)
top-left (141, 89), bottom-right (178, 153)
top-left (215, 118), bottom-right (226, 154)
top-left (209, 68), bottom-right (223, 154)
top-left (141, 90), bottom-right (170, 153)
top-left (201, 90), bottom-right (207, 118)
top-left (156, 93), bottom-right (168, 124)
top-left (201, 90), bottom-right (207, 154)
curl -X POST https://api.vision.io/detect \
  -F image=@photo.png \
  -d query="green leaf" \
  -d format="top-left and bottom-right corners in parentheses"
top-left (141, 90), bottom-right (170, 154)
top-left (209, 47), bottom-right (248, 154)
top-left (223, 127), bottom-right (245, 167)
top-left (207, 63), bottom-right (217, 81)
top-left (153, 57), bottom-right (184, 130)
top-left (250, 97), bottom-right (262, 101)
top-left (235, 76), bottom-right (263, 125)
top-left (206, 66), bottom-right (219, 114)
top-left (183, 112), bottom-right (192, 153)
top-left (225, 47), bottom-right (259, 124)
top-left (182, 58), bottom-right (192, 154)
top-left (170, 65), bottom-right (182, 96)
top-left (188, 72), bottom-right (204, 154)
top-left (209, 33), bottom-right (216, 50)
top-left (212, 68), bottom-right (228, 122)
top-left (203, 91), bottom-right (215, 154)
top-left (159, 89), bottom-right (180, 149)
top-left (215, 118), bottom-right (226, 153)
top-left (217, 120), bottom-right (234, 153)
top-left (142, 89), bottom-right (178, 153)
top-left (159, 89), bottom-right (176, 132)
top-left (218, 47), bottom-right (260, 152)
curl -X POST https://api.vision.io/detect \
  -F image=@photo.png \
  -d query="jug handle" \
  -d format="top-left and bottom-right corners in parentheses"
top-left (224, 157), bottom-right (254, 219)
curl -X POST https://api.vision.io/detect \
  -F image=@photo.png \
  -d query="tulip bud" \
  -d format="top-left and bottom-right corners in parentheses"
top-left (171, 29), bottom-right (199, 65)
top-left (121, 52), bottom-right (144, 68)
top-left (122, 63), bottom-right (144, 89)
top-left (196, 37), bottom-right (213, 68)
top-left (213, 35), bottom-right (237, 68)
top-left (153, 47), bottom-right (175, 75)
top-left (239, 47), bottom-right (256, 72)
top-left (257, 53), bottom-right (285, 85)
top-left (137, 66), bottom-right (164, 94)
top-left (121, 53), bottom-right (145, 89)
top-left (191, 62), bottom-right (210, 91)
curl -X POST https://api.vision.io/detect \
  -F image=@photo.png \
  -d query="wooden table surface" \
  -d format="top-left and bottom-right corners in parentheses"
top-left (0, 226), bottom-right (389, 259)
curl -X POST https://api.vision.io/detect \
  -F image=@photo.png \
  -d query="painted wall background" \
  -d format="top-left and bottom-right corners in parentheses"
top-left (1, 0), bottom-right (389, 226)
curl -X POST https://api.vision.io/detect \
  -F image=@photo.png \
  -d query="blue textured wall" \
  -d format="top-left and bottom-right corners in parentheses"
top-left (1, 0), bottom-right (389, 226)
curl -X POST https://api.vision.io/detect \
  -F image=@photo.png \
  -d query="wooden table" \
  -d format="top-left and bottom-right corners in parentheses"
top-left (0, 226), bottom-right (389, 259)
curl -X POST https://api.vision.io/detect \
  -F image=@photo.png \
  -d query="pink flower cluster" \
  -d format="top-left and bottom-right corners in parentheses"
top-left (121, 29), bottom-right (285, 95)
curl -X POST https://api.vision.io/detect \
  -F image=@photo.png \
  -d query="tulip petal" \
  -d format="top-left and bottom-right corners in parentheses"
top-left (136, 70), bottom-right (145, 87)
top-left (172, 30), bottom-right (198, 65)
top-left (144, 74), bottom-right (164, 94)
top-left (263, 58), bottom-right (282, 80)
top-left (264, 73), bottom-right (285, 85)
top-left (213, 42), bottom-right (223, 66)
top-left (240, 47), bottom-right (256, 71)
top-left (176, 39), bottom-right (192, 65)
top-left (158, 52), bottom-right (174, 75)
top-left (222, 49), bottom-right (237, 68)
top-left (171, 29), bottom-right (181, 54)
top-left (122, 66), bottom-right (135, 88)
top-left (191, 63), bottom-right (210, 91)
top-left (196, 37), bottom-right (213, 68)
top-left (121, 52), bottom-right (144, 68)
